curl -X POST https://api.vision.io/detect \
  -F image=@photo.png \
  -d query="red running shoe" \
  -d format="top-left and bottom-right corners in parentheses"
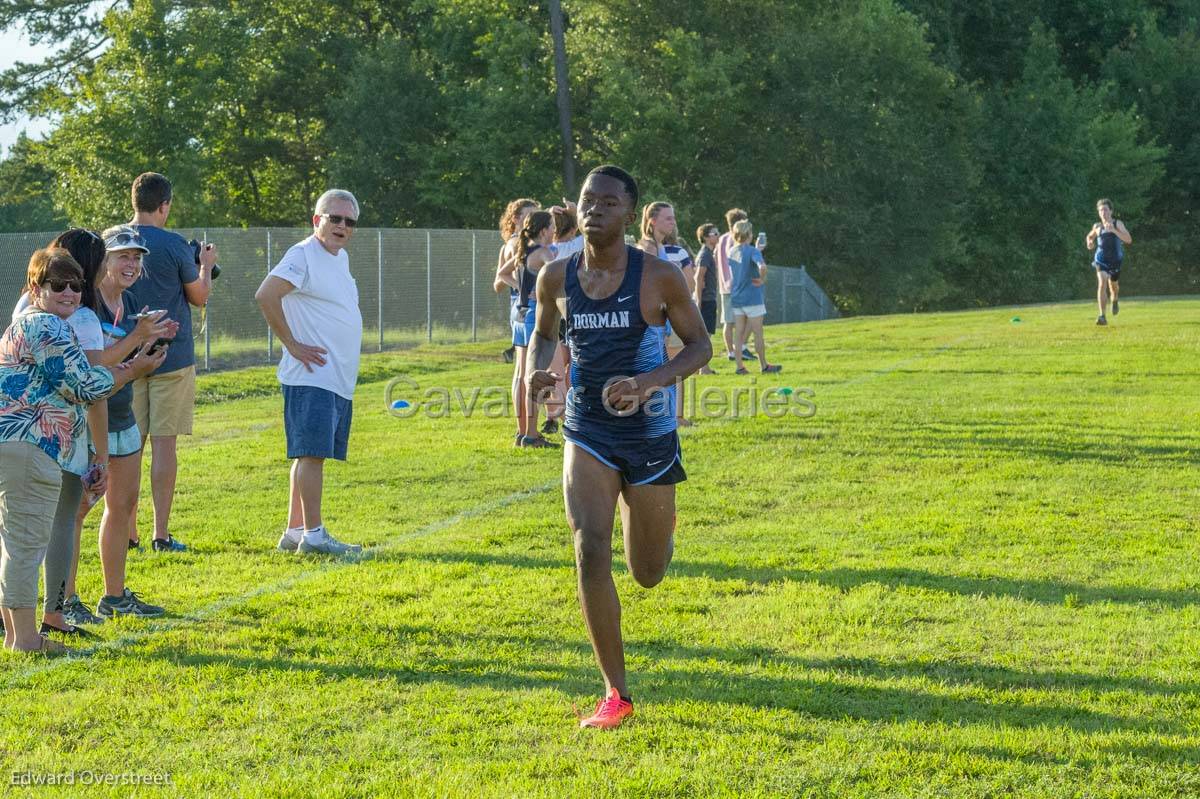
top-left (579, 688), bottom-right (634, 729)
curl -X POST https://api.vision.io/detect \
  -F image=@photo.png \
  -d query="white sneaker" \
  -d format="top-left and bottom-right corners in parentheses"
top-left (297, 527), bottom-right (362, 556)
top-left (277, 528), bottom-right (302, 552)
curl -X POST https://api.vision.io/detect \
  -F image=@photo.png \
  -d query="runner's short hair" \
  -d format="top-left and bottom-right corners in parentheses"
top-left (696, 223), bottom-right (718, 243)
top-left (586, 165), bottom-right (639, 209)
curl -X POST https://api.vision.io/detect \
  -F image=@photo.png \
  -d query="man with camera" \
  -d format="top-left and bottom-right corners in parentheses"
top-left (128, 171), bottom-right (218, 553)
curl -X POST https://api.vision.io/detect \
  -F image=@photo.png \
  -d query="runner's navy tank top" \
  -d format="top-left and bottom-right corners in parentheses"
top-left (518, 244), bottom-right (541, 307)
top-left (1095, 226), bottom-right (1124, 267)
top-left (563, 246), bottom-right (676, 445)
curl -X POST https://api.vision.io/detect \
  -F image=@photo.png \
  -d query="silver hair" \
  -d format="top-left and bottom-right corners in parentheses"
top-left (314, 189), bottom-right (360, 219)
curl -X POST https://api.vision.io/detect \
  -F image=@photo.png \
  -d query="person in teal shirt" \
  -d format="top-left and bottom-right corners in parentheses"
top-left (727, 220), bottom-right (781, 374)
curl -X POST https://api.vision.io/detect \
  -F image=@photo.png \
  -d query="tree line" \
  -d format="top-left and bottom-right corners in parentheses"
top-left (0, 0), bottom-right (1195, 313)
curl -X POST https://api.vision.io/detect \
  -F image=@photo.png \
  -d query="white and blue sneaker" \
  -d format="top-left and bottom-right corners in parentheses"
top-left (297, 526), bottom-right (362, 556)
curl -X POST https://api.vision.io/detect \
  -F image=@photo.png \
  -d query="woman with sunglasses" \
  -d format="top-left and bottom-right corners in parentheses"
top-left (10, 230), bottom-right (109, 635)
top-left (93, 225), bottom-right (179, 618)
top-left (11, 230), bottom-right (174, 635)
top-left (0, 248), bottom-right (164, 655)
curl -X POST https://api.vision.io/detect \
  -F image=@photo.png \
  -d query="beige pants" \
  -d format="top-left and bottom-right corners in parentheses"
top-left (0, 441), bottom-right (61, 608)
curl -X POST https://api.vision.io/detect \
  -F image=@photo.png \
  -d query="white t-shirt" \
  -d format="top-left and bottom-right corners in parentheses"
top-left (550, 235), bottom-right (584, 259)
top-left (12, 293), bottom-right (104, 350)
top-left (268, 235), bottom-right (362, 400)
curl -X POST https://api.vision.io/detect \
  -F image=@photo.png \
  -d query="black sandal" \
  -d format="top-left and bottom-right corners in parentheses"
top-left (40, 622), bottom-right (96, 638)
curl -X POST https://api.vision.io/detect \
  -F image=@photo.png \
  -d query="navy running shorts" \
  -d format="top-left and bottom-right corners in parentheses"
top-left (563, 427), bottom-right (686, 486)
top-left (1094, 261), bottom-right (1121, 281)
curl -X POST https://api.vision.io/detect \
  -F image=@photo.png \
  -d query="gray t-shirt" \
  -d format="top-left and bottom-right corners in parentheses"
top-left (129, 225), bottom-right (200, 374)
top-left (697, 245), bottom-right (718, 304)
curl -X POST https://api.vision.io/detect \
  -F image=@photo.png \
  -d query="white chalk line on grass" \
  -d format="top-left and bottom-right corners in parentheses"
top-left (6, 333), bottom-right (974, 685)
top-left (3, 479), bottom-right (559, 686)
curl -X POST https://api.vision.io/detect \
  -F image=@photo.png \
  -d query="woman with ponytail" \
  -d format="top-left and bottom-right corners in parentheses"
top-left (637, 202), bottom-right (697, 426)
top-left (493, 198), bottom-right (539, 364)
top-left (502, 211), bottom-right (559, 448)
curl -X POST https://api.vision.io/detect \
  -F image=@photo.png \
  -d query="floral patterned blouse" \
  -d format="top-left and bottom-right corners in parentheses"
top-left (0, 309), bottom-right (115, 475)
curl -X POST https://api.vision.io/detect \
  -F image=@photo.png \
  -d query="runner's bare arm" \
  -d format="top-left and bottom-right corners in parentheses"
top-left (1115, 220), bottom-right (1132, 244)
top-left (494, 241), bottom-right (520, 292)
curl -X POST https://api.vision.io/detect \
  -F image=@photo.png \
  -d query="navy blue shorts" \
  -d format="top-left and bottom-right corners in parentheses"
top-left (1095, 261), bottom-right (1121, 281)
top-left (563, 427), bottom-right (686, 486)
top-left (283, 385), bottom-right (352, 460)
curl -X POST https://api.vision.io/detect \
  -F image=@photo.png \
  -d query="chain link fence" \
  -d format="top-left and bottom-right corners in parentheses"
top-left (0, 228), bottom-right (837, 371)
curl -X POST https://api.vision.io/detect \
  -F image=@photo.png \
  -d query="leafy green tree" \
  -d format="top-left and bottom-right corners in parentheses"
top-left (951, 25), bottom-right (1163, 306)
top-left (0, 134), bottom-right (67, 232)
top-left (0, 0), bottom-right (1189, 310)
top-left (1103, 12), bottom-right (1200, 292)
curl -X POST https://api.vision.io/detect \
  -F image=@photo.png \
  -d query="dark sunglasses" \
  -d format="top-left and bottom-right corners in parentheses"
top-left (322, 214), bottom-right (358, 228)
top-left (43, 279), bottom-right (84, 293)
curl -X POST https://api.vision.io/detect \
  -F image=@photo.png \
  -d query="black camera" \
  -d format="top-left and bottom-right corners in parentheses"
top-left (187, 239), bottom-right (221, 279)
top-left (149, 337), bottom-right (173, 354)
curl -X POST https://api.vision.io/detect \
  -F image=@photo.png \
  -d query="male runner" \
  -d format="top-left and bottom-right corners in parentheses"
top-left (1085, 198), bottom-right (1132, 326)
top-left (526, 165), bottom-right (711, 729)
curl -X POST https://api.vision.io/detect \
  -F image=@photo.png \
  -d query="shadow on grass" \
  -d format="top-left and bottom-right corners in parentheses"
top-left (154, 626), bottom-right (1185, 737)
top-left (379, 548), bottom-right (1200, 609)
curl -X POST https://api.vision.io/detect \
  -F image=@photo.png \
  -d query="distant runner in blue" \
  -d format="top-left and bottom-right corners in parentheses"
top-left (526, 165), bottom-right (711, 729)
top-left (1085, 198), bottom-right (1132, 326)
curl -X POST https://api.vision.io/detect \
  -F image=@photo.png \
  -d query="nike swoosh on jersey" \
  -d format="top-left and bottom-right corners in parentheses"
top-left (618, 295), bottom-right (632, 303)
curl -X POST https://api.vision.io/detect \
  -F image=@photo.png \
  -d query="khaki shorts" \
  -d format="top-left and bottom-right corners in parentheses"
top-left (0, 441), bottom-right (61, 608)
top-left (719, 293), bottom-right (736, 326)
top-left (133, 366), bottom-right (196, 438)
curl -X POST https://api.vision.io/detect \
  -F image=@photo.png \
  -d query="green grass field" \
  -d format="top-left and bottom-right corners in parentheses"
top-left (2, 297), bottom-right (1198, 798)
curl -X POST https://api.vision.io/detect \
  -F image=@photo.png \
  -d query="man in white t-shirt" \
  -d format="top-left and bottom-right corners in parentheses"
top-left (255, 189), bottom-right (364, 556)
